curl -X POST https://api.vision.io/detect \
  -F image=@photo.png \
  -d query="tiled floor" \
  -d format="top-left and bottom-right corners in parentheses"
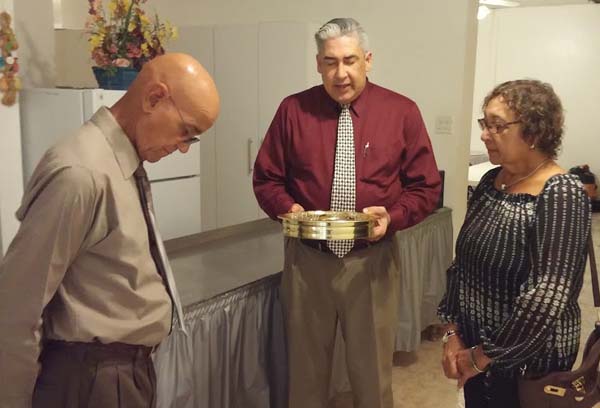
top-left (331, 213), bottom-right (600, 408)
top-left (330, 339), bottom-right (459, 408)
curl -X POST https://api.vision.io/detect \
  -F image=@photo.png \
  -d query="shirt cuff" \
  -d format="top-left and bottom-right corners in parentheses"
top-left (268, 195), bottom-right (295, 219)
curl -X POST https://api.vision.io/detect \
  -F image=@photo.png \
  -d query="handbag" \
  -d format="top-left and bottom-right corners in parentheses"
top-left (518, 234), bottom-right (600, 408)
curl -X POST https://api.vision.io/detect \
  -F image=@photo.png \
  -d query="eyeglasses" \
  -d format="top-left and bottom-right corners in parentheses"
top-left (477, 118), bottom-right (521, 135)
top-left (168, 95), bottom-right (200, 145)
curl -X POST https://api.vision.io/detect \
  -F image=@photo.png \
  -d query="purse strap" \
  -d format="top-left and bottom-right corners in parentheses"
top-left (588, 233), bottom-right (600, 315)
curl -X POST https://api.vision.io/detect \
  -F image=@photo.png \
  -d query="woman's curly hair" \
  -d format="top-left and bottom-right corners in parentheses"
top-left (483, 79), bottom-right (564, 158)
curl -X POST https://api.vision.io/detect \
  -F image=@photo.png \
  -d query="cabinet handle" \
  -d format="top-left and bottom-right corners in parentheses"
top-left (247, 138), bottom-right (254, 174)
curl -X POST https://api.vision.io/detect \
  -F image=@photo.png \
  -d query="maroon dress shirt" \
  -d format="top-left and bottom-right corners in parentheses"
top-left (253, 81), bottom-right (441, 234)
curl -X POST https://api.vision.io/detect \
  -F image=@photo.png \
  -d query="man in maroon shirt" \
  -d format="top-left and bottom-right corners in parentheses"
top-left (253, 18), bottom-right (440, 408)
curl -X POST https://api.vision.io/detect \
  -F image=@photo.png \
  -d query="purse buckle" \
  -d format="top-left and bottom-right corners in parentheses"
top-left (572, 376), bottom-right (586, 394)
top-left (544, 385), bottom-right (566, 397)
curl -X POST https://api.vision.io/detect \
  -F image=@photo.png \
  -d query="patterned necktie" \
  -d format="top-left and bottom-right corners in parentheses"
top-left (328, 104), bottom-right (356, 258)
top-left (134, 165), bottom-right (187, 334)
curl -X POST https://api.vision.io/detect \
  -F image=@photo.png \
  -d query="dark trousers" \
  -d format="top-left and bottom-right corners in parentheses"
top-left (32, 340), bottom-right (156, 408)
top-left (464, 373), bottom-right (521, 408)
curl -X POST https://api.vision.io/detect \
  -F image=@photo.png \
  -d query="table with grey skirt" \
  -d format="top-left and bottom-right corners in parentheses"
top-left (153, 207), bottom-right (453, 408)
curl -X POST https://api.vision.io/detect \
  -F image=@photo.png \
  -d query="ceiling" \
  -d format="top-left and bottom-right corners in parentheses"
top-left (506, 0), bottom-right (590, 6)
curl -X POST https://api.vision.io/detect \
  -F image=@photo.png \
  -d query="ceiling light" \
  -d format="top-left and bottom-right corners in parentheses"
top-left (478, 5), bottom-right (492, 20)
top-left (479, 0), bottom-right (520, 7)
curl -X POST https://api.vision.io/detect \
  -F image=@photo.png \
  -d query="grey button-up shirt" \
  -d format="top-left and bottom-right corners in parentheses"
top-left (0, 107), bottom-right (171, 407)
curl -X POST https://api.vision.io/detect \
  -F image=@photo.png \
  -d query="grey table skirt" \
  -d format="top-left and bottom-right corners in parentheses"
top-left (154, 208), bottom-right (453, 408)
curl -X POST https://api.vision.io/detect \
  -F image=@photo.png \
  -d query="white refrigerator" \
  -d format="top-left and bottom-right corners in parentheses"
top-left (19, 88), bottom-right (202, 240)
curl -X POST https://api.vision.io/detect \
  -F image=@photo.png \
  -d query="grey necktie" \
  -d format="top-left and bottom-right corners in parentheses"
top-left (134, 165), bottom-right (187, 334)
top-left (328, 104), bottom-right (356, 258)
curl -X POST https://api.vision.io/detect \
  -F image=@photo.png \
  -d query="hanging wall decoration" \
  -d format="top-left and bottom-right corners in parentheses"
top-left (0, 10), bottom-right (21, 106)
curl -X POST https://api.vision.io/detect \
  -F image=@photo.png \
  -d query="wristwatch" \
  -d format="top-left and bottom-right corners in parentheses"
top-left (442, 329), bottom-right (459, 344)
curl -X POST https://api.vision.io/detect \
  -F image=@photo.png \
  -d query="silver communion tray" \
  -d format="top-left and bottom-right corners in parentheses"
top-left (278, 210), bottom-right (376, 240)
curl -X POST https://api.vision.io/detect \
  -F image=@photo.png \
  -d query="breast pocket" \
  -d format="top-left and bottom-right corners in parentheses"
top-left (360, 144), bottom-right (400, 182)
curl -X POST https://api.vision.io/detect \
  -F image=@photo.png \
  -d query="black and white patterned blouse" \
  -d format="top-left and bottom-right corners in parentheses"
top-left (438, 167), bottom-right (591, 376)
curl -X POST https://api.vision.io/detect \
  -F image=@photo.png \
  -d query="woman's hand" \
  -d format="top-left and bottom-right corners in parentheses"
top-left (442, 333), bottom-right (466, 379)
top-left (456, 345), bottom-right (492, 388)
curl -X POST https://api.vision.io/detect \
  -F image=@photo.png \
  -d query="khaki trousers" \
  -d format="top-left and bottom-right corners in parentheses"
top-left (32, 340), bottom-right (156, 408)
top-left (282, 237), bottom-right (399, 408)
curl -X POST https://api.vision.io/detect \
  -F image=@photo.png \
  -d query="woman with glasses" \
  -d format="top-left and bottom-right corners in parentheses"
top-left (438, 79), bottom-right (591, 407)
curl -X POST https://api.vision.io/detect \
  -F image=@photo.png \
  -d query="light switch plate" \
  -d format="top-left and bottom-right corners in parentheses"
top-left (435, 115), bottom-right (453, 135)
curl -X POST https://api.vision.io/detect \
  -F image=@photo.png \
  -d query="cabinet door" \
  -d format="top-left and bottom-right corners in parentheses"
top-left (169, 26), bottom-right (217, 231)
top-left (150, 176), bottom-right (202, 240)
top-left (257, 22), bottom-right (321, 219)
top-left (214, 24), bottom-right (260, 228)
top-left (20, 89), bottom-right (85, 183)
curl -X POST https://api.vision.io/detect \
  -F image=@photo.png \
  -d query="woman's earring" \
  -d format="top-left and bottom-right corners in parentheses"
top-left (530, 144), bottom-right (535, 150)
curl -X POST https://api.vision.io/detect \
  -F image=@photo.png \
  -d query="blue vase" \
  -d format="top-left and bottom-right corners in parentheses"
top-left (92, 66), bottom-right (139, 90)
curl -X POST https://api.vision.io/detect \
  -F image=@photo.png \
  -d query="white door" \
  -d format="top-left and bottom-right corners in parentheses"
top-left (151, 176), bottom-right (202, 240)
top-left (214, 24), bottom-right (260, 228)
top-left (20, 88), bottom-right (86, 183)
top-left (257, 22), bottom-right (321, 219)
top-left (170, 26), bottom-right (217, 232)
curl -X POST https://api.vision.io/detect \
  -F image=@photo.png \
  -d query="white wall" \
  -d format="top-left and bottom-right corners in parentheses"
top-left (0, 0), bottom-right (24, 257)
top-left (56, 0), bottom-right (478, 237)
top-left (55, 28), bottom-right (95, 88)
top-left (57, 0), bottom-right (86, 29)
top-left (470, 13), bottom-right (495, 155)
top-left (14, 0), bottom-right (56, 87)
top-left (471, 4), bottom-right (600, 173)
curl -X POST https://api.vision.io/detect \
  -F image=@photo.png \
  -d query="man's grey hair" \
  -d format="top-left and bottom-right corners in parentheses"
top-left (314, 18), bottom-right (370, 53)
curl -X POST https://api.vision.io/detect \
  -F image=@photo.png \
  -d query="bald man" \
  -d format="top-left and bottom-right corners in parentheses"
top-left (0, 53), bottom-right (220, 408)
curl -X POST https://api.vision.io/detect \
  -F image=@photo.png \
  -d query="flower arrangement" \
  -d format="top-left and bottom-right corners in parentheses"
top-left (85, 0), bottom-right (177, 73)
top-left (0, 11), bottom-right (21, 106)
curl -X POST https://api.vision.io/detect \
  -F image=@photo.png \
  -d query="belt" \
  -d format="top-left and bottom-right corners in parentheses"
top-left (300, 239), bottom-right (377, 254)
top-left (44, 340), bottom-right (155, 360)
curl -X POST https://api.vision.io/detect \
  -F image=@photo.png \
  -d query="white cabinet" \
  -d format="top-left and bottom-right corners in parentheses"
top-left (257, 22), bottom-right (321, 219)
top-left (211, 22), bottom-right (319, 229)
top-left (20, 88), bottom-right (86, 183)
top-left (20, 88), bottom-right (200, 183)
top-left (44, 22), bottom-right (321, 235)
top-left (258, 22), bottom-right (321, 138)
top-left (172, 26), bottom-right (217, 232)
top-left (19, 88), bottom-right (202, 240)
top-left (214, 24), bottom-right (260, 228)
top-left (167, 22), bottom-right (320, 231)
top-left (151, 177), bottom-right (202, 240)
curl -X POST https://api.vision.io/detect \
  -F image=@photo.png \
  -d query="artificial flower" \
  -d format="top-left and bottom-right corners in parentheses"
top-left (85, 0), bottom-right (176, 72)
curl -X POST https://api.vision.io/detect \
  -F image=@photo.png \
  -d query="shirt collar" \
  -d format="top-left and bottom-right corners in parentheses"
top-left (350, 79), bottom-right (370, 117)
top-left (321, 79), bottom-right (371, 117)
top-left (90, 107), bottom-right (140, 180)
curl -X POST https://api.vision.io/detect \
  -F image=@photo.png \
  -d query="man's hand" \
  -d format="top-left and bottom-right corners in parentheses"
top-left (289, 203), bottom-right (305, 213)
top-left (442, 334), bottom-right (465, 380)
top-left (362, 206), bottom-right (391, 241)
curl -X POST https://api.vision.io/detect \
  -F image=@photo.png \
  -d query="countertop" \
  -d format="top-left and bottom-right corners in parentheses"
top-left (166, 208), bottom-right (453, 308)
top-left (168, 219), bottom-right (284, 307)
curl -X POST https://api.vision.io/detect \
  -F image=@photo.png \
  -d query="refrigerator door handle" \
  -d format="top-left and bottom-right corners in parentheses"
top-left (247, 138), bottom-right (254, 174)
